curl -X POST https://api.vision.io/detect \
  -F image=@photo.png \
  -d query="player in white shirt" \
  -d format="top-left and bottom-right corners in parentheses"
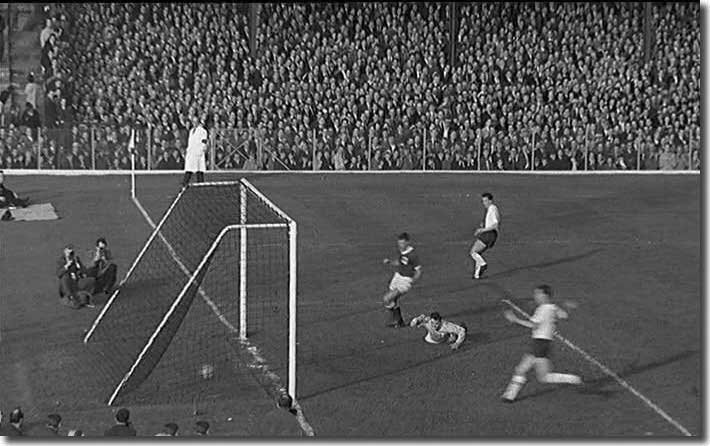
top-left (410, 312), bottom-right (467, 350)
top-left (182, 114), bottom-right (208, 188)
top-left (501, 285), bottom-right (582, 402)
top-left (470, 192), bottom-right (500, 279)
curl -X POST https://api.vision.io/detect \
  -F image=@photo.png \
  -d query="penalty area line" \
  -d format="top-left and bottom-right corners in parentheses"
top-left (131, 195), bottom-right (315, 436)
top-left (501, 299), bottom-right (693, 437)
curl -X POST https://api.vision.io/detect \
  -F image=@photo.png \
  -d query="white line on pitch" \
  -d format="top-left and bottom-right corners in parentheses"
top-left (502, 299), bottom-right (693, 436)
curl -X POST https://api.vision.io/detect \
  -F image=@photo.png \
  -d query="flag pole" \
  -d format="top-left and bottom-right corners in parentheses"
top-left (129, 128), bottom-right (136, 199)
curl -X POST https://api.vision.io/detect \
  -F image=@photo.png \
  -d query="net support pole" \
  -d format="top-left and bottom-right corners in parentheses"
top-left (423, 129), bottom-right (427, 171)
top-left (531, 131), bottom-right (536, 171)
top-left (288, 220), bottom-right (297, 400)
top-left (239, 183), bottom-right (248, 340)
top-left (130, 152), bottom-right (136, 199)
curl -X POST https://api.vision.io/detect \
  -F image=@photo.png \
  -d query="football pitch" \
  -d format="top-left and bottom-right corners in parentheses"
top-left (0, 172), bottom-right (701, 437)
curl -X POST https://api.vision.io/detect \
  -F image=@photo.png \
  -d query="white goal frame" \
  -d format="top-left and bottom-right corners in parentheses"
top-left (84, 179), bottom-right (298, 406)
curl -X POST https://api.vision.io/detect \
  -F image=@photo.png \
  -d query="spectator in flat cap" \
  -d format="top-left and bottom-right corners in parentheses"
top-left (104, 408), bottom-right (136, 436)
top-left (87, 237), bottom-right (118, 295)
top-left (194, 420), bottom-right (210, 436)
top-left (155, 422), bottom-right (179, 436)
top-left (0, 407), bottom-right (24, 436)
top-left (252, 393), bottom-right (303, 437)
top-left (57, 244), bottom-right (95, 309)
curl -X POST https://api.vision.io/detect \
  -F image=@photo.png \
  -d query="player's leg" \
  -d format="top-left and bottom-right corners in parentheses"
top-left (502, 353), bottom-right (534, 402)
top-left (196, 171), bottom-right (205, 183)
top-left (181, 171), bottom-right (193, 187)
top-left (470, 240), bottom-right (488, 279)
top-left (535, 358), bottom-right (582, 385)
top-left (382, 289), bottom-right (404, 327)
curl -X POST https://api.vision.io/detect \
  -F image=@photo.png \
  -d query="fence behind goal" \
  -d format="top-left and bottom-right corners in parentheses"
top-left (83, 180), bottom-right (295, 406)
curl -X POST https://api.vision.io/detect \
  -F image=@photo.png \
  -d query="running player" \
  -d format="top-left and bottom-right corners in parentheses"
top-left (410, 312), bottom-right (467, 350)
top-left (382, 233), bottom-right (422, 328)
top-left (470, 192), bottom-right (500, 279)
top-left (501, 285), bottom-right (582, 403)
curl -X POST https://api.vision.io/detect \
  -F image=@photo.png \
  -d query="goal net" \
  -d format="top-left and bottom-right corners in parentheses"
top-left (83, 180), bottom-right (297, 406)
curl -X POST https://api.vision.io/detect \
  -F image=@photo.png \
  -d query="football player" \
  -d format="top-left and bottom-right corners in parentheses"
top-left (501, 285), bottom-right (582, 402)
top-left (382, 232), bottom-right (422, 328)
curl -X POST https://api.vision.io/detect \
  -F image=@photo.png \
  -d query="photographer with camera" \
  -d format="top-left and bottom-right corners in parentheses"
top-left (56, 244), bottom-right (95, 309)
top-left (87, 237), bottom-right (117, 295)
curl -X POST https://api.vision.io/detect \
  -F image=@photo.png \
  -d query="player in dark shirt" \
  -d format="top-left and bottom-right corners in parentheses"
top-left (382, 232), bottom-right (422, 327)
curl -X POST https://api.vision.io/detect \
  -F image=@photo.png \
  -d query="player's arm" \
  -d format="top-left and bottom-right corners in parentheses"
top-left (449, 323), bottom-right (466, 350)
top-left (503, 310), bottom-right (537, 329)
top-left (412, 265), bottom-right (422, 283)
top-left (382, 257), bottom-right (400, 266)
top-left (409, 314), bottom-right (427, 328)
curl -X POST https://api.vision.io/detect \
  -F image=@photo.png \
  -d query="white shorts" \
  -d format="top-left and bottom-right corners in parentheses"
top-left (184, 147), bottom-right (206, 172)
top-left (388, 273), bottom-right (413, 294)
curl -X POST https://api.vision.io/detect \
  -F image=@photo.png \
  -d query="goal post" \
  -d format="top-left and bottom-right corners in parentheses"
top-left (83, 179), bottom-right (299, 406)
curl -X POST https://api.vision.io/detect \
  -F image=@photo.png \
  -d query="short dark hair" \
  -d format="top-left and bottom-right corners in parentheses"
top-left (163, 423), bottom-right (179, 435)
top-left (195, 421), bottom-right (210, 434)
top-left (10, 407), bottom-right (23, 424)
top-left (430, 312), bottom-right (442, 321)
top-left (481, 192), bottom-right (493, 201)
top-left (397, 232), bottom-right (410, 241)
top-left (536, 284), bottom-right (553, 297)
top-left (115, 408), bottom-right (130, 423)
top-left (96, 237), bottom-right (107, 246)
top-left (47, 414), bottom-right (62, 427)
top-left (277, 393), bottom-right (293, 409)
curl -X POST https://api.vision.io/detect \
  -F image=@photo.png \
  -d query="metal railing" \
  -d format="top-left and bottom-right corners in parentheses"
top-left (0, 124), bottom-right (699, 172)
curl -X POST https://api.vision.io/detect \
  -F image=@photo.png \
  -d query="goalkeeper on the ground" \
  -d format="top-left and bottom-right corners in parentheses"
top-left (410, 312), bottom-right (467, 350)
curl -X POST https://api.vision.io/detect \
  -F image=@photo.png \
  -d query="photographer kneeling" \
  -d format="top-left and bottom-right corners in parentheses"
top-left (56, 245), bottom-right (95, 309)
top-left (87, 237), bottom-right (117, 295)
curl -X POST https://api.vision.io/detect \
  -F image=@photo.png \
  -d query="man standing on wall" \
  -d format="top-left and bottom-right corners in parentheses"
top-left (182, 114), bottom-right (208, 188)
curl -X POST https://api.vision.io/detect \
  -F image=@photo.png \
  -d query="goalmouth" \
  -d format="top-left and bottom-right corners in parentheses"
top-left (83, 178), bottom-right (298, 408)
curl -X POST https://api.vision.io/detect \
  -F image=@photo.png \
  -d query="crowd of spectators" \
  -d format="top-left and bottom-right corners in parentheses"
top-left (0, 405), bottom-right (211, 437)
top-left (0, 2), bottom-right (700, 171)
top-left (0, 393), bottom-right (303, 436)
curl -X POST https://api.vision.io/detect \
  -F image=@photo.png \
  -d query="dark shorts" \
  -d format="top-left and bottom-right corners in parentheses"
top-left (531, 338), bottom-right (552, 358)
top-left (477, 230), bottom-right (498, 249)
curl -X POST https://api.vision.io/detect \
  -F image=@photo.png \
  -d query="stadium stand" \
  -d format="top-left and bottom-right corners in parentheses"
top-left (0, 2), bottom-right (699, 171)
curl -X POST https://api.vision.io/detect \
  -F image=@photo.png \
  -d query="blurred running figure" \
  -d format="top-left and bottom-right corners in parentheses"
top-left (470, 192), bottom-right (500, 279)
top-left (382, 232), bottom-right (422, 327)
top-left (501, 285), bottom-right (582, 402)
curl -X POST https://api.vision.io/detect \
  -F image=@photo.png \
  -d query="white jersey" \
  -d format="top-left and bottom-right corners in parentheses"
top-left (484, 204), bottom-right (500, 230)
top-left (185, 125), bottom-right (208, 172)
top-left (410, 314), bottom-right (466, 348)
top-left (530, 303), bottom-right (567, 340)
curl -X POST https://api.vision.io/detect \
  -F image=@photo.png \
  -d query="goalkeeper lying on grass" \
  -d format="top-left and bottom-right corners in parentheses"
top-left (410, 312), bottom-right (467, 350)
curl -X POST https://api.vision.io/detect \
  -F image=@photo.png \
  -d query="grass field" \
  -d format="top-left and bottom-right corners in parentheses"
top-left (0, 172), bottom-right (701, 437)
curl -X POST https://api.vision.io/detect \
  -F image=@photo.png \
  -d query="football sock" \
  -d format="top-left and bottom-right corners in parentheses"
top-left (502, 375), bottom-right (526, 401)
top-left (385, 308), bottom-right (395, 325)
top-left (196, 172), bottom-right (205, 183)
top-left (393, 307), bottom-right (404, 325)
top-left (542, 373), bottom-right (582, 385)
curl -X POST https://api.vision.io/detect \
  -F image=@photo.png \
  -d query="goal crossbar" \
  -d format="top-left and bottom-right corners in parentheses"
top-left (107, 221), bottom-right (294, 405)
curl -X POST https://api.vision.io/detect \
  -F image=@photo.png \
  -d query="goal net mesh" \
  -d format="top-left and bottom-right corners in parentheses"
top-left (85, 182), bottom-right (291, 406)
